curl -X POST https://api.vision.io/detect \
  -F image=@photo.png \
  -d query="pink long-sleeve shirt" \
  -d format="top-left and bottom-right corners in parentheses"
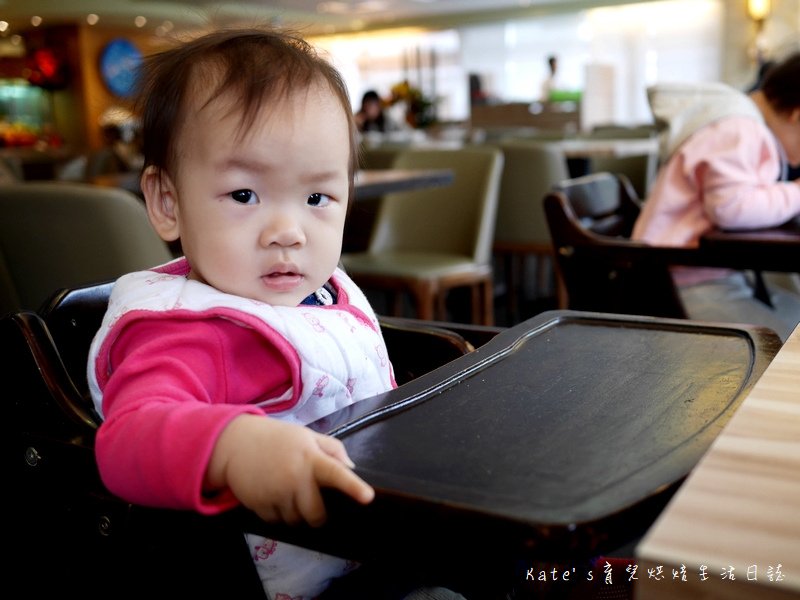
top-left (633, 115), bottom-right (800, 248)
top-left (96, 318), bottom-right (292, 513)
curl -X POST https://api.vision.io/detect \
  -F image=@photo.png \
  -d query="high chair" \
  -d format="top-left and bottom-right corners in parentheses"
top-left (6, 280), bottom-right (779, 597)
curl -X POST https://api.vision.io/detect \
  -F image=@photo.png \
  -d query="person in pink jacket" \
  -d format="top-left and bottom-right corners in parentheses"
top-left (87, 28), bottom-right (465, 600)
top-left (632, 52), bottom-right (800, 341)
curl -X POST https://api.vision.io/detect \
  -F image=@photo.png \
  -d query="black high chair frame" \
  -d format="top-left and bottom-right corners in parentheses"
top-left (5, 280), bottom-right (780, 598)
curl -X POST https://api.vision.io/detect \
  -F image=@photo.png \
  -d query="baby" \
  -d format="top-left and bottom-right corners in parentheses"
top-left (87, 28), bottom-right (395, 599)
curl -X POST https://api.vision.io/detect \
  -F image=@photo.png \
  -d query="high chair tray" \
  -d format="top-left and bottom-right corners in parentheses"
top-left (246, 310), bottom-right (780, 562)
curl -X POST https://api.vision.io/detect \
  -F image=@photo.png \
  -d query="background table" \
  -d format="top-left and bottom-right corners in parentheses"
top-left (354, 168), bottom-right (453, 200)
top-left (554, 137), bottom-right (659, 159)
top-left (344, 168), bottom-right (454, 251)
top-left (700, 219), bottom-right (800, 273)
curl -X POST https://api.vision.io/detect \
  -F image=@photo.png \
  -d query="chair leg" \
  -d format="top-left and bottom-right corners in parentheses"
top-left (503, 252), bottom-right (518, 324)
top-left (435, 290), bottom-right (448, 322)
top-left (411, 281), bottom-right (436, 321)
top-left (555, 271), bottom-right (569, 309)
top-left (481, 278), bottom-right (494, 326)
top-left (391, 292), bottom-right (405, 317)
top-left (536, 254), bottom-right (551, 299)
top-left (470, 284), bottom-right (480, 325)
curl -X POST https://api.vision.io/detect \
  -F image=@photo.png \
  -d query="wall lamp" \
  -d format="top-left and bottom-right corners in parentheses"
top-left (747, 0), bottom-right (771, 30)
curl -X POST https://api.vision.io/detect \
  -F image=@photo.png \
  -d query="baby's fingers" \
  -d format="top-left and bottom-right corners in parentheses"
top-left (315, 454), bottom-right (375, 506)
top-left (296, 483), bottom-right (327, 528)
top-left (315, 433), bottom-right (355, 467)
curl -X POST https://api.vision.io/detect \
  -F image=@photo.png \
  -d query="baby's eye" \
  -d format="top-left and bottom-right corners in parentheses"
top-left (230, 189), bottom-right (258, 204)
top-left (307, 193), bottom-right (332, 207)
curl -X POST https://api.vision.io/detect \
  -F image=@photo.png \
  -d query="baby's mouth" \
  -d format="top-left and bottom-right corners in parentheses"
top-left (262, 269), bottom-right (303, 291)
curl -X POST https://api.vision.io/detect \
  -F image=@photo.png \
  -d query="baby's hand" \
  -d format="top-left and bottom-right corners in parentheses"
top-left (206, 414), bottom-right (375, 526)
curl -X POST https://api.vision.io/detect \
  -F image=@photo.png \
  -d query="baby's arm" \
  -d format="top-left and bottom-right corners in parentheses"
top-left (693, 118), bottom-right (800, 228)
top-left (206, 415), bottom-right (374, 527)
top-left (97, 317), bottom-right (373, 522)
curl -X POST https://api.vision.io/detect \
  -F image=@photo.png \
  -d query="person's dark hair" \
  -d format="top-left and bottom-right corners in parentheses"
top-left (135, 27), bottom-right (358, 202)
top-left (361, 90), bottom-right (380, 105)
top-left (760, 52), bottom-right (800, 115)
top-left (357, 89), bottom-right (385, 132)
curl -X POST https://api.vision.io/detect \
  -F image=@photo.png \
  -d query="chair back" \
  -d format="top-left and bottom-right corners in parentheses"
top-left (368, 146), bottom-right (503, 265)
top-left (494, 140), bottom-right (569, 248)
top-left (544, 172), bottom-right (686, 317)
top-left (0, 181), bottom-right (173, 314)
top-left (358, 145), bottom-right (403, 170)
top-left (587, 124), bottom-right (659, 199)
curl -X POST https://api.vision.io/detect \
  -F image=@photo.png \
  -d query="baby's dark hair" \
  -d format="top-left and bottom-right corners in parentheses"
top-left (761, 52), bottom-right (800, 115)
top-left (135, 27), bottom-right (358, 199)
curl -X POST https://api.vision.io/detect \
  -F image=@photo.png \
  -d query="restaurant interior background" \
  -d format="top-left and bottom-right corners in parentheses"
top-left (0, 0), bottom-right (798, 172)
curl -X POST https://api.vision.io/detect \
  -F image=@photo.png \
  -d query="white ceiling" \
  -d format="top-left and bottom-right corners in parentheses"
top-left (0, 0), bottom-right (624, 36)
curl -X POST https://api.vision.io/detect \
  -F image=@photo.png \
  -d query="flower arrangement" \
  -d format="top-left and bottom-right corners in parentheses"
top-left (389, 80), bottom-right (437, 129)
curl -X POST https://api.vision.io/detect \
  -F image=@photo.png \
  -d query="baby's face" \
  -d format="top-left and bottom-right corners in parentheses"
top-left (169, 81), bottom-right (350, 306)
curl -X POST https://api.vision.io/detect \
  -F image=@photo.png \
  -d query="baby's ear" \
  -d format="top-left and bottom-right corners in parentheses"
top-left (141, 166), bottom-right (180, 242)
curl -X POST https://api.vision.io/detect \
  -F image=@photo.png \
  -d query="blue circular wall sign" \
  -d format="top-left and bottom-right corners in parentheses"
top-left (99, 38), bottom-right (142, 98)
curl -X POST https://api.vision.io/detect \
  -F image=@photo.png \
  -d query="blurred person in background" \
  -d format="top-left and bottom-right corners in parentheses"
top-left (633, 52), bottom-right (800, 342)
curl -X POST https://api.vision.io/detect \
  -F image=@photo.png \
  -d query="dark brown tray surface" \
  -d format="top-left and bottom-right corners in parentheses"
top-left (247, 310), bottom-right (779, 560)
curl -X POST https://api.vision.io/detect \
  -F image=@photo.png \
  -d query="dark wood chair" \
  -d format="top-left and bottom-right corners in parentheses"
top-left (543, 172), bottom-right (800, 322)
top-left (543, 171), bottom-right (691, 318)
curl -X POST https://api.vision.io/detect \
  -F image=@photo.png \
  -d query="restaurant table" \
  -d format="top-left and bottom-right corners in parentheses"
top-left (90, 168), bottom-right (454, 201)
top-left (635, 322), bottom-right (800, 600)
top-left (699, 218), bottom-right (800, 273)
top-left (353, 167), bottom-right (453, 200)
top-left (554, 137), bottom-right (659, 159)
top-left (234, 309), bottom-right (780, 588)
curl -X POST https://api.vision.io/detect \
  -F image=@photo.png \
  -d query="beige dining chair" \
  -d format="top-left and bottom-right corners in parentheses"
top-left (0, 181), bottom-right (173, 315)
top-left (493, 140), bottom-right (569, 322)
top-left (341, 146), bottom-right (503, 325)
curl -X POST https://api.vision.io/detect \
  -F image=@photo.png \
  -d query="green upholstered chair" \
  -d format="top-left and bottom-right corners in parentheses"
top-left (493, 140), bottom-right (569, 322)
top-left (341, 146), bottom-right (503, 325)
top-left (0, 181), bottom-right (173, 315)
